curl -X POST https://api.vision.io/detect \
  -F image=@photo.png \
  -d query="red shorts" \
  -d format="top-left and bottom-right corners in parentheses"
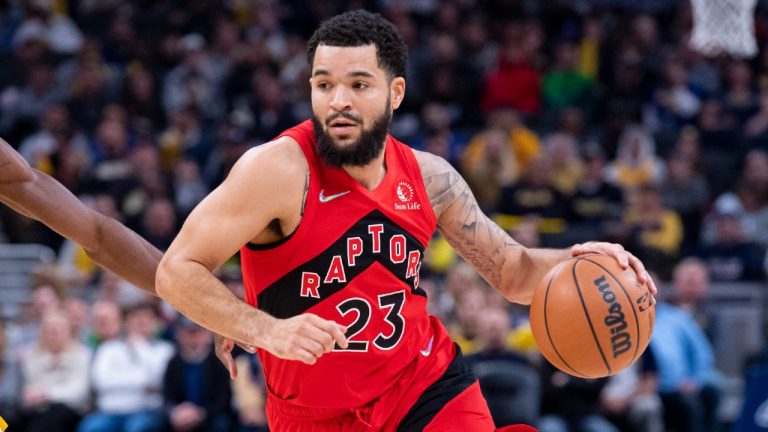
top-left (267, 381), bottom-right (495, 431)
top-left (265, 347), bottom-right (537, 431)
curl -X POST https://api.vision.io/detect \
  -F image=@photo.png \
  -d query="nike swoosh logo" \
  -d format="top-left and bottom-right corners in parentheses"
top-left (420, 336), bottom-right (434, 356)
top-left (319, 189), bottom-right (351, 203)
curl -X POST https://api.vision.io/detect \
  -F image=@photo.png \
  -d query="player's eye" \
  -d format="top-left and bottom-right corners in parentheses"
top-left (352, 82), bottom-right (369, 90)
top-left (317, 82), bottom-right (332, 90)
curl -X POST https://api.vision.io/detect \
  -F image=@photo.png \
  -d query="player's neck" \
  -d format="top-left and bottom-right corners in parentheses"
top-left (343, 148), bottom-right (387, 191)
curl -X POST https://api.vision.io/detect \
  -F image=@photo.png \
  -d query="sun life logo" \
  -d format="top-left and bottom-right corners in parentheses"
top-left (396, 182), bottom-right (413, 203)
top-left (395, 181), bottom-right (420, 210)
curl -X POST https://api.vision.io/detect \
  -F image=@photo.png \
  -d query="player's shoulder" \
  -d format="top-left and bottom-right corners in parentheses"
top-left (413, 149), bottom-right (458, 185)
top-left (411, 149), bottom-right (455, 179)
top-left (229, 135), bottom-right (308, 184)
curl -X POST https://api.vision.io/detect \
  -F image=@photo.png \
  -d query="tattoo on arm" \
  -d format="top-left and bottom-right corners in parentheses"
top-left (300, 171), bottom-right (309, 216)
top-left (419, 153), bottom-right (520, 289)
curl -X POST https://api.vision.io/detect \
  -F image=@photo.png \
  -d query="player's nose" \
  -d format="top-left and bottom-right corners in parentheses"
top-left (329, 86), bottom-right (352, 112)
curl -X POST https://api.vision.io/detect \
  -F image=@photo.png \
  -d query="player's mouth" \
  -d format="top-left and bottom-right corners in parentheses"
top-left (328, 119), bottom-right (360, 133)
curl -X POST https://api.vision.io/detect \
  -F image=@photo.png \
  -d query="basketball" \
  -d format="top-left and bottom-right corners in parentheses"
top-left (530, 254), bottom-right (655, 378)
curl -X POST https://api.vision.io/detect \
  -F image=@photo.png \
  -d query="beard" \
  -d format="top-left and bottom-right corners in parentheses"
top-left (312, 102), bottom-right (392, 168)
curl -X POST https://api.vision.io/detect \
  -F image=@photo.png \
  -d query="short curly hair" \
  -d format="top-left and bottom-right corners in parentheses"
top-left (307, 10), bottom-right (407, 80)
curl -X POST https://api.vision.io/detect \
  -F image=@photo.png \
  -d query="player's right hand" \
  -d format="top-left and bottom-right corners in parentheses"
top-left (265, 313), bottom-right (348, 364)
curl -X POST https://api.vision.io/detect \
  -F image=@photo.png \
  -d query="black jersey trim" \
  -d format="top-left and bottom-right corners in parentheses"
top-left (256, 210), bottom-right (428, 319)
top-left (396, 345), bottom-right (476, 431)
top-left (245, 229), bottom-right (297, 251)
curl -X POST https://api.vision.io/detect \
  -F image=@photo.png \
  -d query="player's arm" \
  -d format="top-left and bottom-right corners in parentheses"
top-left (0, 166), bottom-right (160, 294)
top-left (156, 138), bottom-right (347, 365)
top-left (0, 138), bottom-right (34, 183)
top-left (415, 151), bottom-right (655, 304)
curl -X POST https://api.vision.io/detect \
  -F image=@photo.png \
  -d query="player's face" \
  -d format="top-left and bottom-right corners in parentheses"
top-left (310, 44), bottom-right (405, 167)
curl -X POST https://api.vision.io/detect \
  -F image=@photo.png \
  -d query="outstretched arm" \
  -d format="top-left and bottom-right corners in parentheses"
top-left (0, 137), bottom-right (254, 377)
top-left (416, 151), bottom-right (655, 304)
top-left (0, 139), bottom-right (160, 293)
top-left (0, 172), bottom-right (161, 293)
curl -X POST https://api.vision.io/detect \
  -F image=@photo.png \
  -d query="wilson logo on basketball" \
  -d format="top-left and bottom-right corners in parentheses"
top-left (394, 181), bottom-right (421, 211)
top-left (594, 275), bottom-right (632, 358)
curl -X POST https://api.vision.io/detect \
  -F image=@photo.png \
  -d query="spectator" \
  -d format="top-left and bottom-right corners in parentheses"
top-left (64, 297), bottom-right (89, 342)
top-left (12, 0), bottom-right (83, 56)
top-left (5, 273), bottom-right (65, 356)
top-left (649, 301), bottom-right (721, 432)
top-left (232, 352), bottom-right (268, 432)
top-left (17, 311), bottom-right (90, 432)
top-left (542, 41), bottom-right (595, 111)
top-left (173, 158), bottom-right (209, 218)
top-left (480, 22), bottom-right (541, 115)
top-left (462, 107), bottom-right (540, 180)
top-left (460, 126), bottom-right (518, 211)
top-left (537, 361), bottom-right (618, 432)
top-left (140, 199), bottom-right (178, 251)
top-left (670, 258), bottom-right (710, 326)
top-left (566, 145), bottom-right (623, 243)
top-left (660, 155), bottom-right (710, 253)
top-left (78, 302), bottom-right (173, 432)
top-left (163, 317), bottom-right (231, 432)
top-left (621, 185), bottom-right (683, 276)
top-left (600, 352), bottom-right (663, 432)
top-left (84, 300), bottom-right (121, 349)
top-left (698, 205), bottom-right (765, 281)
top-left (645, 53), bottom-right (702, 132)
top-left (743, 88), bottom-right (768, 141)
top-left (466, 307), bottom-right (538, 426)
top-left (722, 60), bottom-right (758, 126)
top-left (447, 282), bottom-right (487, 356)
top-left (542, 133), bottom-right (583, 197)
top-left (0, 61), bottom-right (61, 135)
top-left (120, 64), bottom-right (165, 131)
top-left (17, 104), bottom-right (90, 177)
top-left (162, 33), bottom-right (226, 121)
top-left (496, 155), bottom-right (569, 235)
top-left (158, 106), bottom-right (216, 170)
top-left (605, 125), bottom-right (665, 191)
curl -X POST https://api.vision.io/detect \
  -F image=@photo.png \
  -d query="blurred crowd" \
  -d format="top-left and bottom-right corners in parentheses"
top-left (1, 0), bottom-right (768, 431)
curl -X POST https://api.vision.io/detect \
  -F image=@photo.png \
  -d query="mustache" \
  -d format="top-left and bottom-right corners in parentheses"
top-left (325, 112), bottom-right (363, 126)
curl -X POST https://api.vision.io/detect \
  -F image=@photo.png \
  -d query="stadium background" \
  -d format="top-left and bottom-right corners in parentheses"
top-left (0, 0), bottom-right (767, 431)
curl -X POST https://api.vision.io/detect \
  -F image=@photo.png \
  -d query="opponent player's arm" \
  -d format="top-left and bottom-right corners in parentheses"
top-left (0, 142), bottom-right (160, 293)
top-left (156, 139), bottom-right (347, 364)
top-left (0, 137), bottom-right (253, 377)
top-left (1, 175), bottom-right (161, 293)
top-left (416, 151), bottom-right (654, 304)
top-left (0, 138), bottom-right (34, 183)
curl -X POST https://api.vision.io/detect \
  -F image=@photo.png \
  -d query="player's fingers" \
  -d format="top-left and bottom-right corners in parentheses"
top-left (301, 336), bottom-right (327, 358)
top-left (235, 341), bottom-right (257, 353)
top-left (225, 353), bottom-right (238, 379)
top-left (646, 272), bottom-right (658, 295)
top-left (610, 244), bottom-right (629, 268)
top-left (296, 348), bottom-right (318, 365)
top-left (330, 324), bottom-right (348, 350)
top-left (306, 325), bottom-right (335, 352)
top-left (213, 337), bottom-right (238, 379)
top-left (626, 253), bottom-right (646, 283)
top-left (305, 315), bottom-right (348, 351)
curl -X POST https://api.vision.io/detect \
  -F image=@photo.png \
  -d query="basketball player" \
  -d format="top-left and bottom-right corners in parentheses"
top-left (0, 138), bottom-right (249, 376)
top-left (156, 10), bottom-right (657, 431)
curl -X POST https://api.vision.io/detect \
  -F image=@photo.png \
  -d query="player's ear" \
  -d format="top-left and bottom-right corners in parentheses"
top-left (390, 77), bottom-right (405, 110)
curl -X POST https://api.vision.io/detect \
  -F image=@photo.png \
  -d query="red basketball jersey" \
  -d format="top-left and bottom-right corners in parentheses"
top-left (240, 120), bottom-right (456, 411)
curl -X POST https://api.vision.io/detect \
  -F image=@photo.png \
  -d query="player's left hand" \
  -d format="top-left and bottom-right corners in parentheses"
top-left (571, 241), bottom-right (658, 295)
top-left (214, 333), bottom-right (257, 379)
